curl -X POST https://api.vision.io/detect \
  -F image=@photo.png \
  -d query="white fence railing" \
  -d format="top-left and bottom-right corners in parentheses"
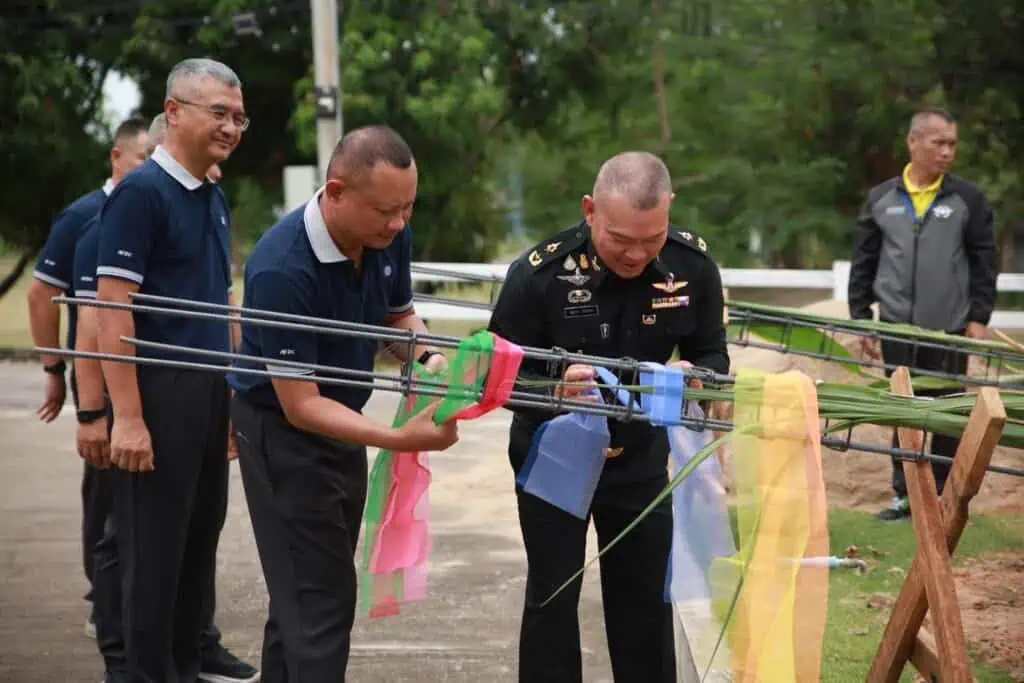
top-left (412, 260), bottom-right (1024, 329)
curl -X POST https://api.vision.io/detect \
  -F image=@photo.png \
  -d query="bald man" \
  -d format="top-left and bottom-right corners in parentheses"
top-left (228, 124), bottom-right (460, 681)
top-left (488, 151), bottom-right (729, 683)
top-left (849, 107), bottom-right (997, 521)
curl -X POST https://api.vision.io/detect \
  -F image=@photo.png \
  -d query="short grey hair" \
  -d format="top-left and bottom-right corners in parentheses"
top-left (910, 107), bottom-right (956, 135)
top-left (592, 151), bottom-right (673, 211)
top-left (148, 113), bottom-right (167, 145)
top-left (165, 58), bottom-right (242, 99)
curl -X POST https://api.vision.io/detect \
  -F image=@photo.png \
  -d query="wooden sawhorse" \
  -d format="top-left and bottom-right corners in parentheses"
top-left (866, 366), bottom-right (1007, 682)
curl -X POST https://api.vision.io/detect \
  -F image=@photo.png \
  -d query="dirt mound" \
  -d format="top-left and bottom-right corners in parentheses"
top-left (928, 553), bottom-right (1024, 681)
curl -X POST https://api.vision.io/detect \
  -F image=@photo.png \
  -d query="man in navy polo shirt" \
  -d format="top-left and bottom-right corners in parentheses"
top-left (95, 57), bottom-right (253, 683)
top-left (26, 115), bottom-right (149, 638)
top-left (229, 125), bottom-right (459, 682)
top-left (75, 112), bottom-right (258, 683)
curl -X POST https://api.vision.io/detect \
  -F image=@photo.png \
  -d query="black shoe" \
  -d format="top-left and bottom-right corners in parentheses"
top-left (199, 644), bottom-right (260, 683)
top-left (876, 496), bottom-right (911, 521)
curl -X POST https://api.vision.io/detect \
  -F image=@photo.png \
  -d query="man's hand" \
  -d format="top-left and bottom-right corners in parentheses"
top-left (38, 373), bottom-right (67, 423)
top-left (966, 322), bottom-right (988, 340)
top-left (555, 364), bottom-right (598, 401)
top-left (669, 359), bottom-right (702, 389)
top-left (859, 336), bottom-right (882, 360)
top-left (423, 352), bottom-right (449, 375)
top-left (394, 403), bottom-right (459, 451)
top-left (110, 416), bottom-right (155, 472)
top-left (77, 417), bottom-right (111, 469)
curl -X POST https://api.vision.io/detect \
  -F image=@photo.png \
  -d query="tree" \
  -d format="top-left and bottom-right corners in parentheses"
top-left (119, 0), bottom-right (319, 245)
top-left (0, 3), bottom-right (118, 296)
top-left (293, 2), bottom-right (509, 262)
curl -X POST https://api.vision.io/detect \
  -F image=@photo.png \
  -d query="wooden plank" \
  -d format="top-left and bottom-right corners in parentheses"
top-left (867, 386), bottom-right (1005, 682)
top-left (909, 627), bottom-right (942, 682)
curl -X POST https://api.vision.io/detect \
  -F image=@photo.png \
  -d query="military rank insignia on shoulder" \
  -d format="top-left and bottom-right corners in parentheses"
top-left (668, 228), bottom-right (709, 255)
top-left (525, 229), bottom-right (585, 270)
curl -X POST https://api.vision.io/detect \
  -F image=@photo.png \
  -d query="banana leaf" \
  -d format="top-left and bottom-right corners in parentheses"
top-left (730, 301), bottom-right (1021, 356)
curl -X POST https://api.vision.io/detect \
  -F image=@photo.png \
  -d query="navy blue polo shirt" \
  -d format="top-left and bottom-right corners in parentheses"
top-left (33, 181), bottom-right (112, 350)
top-left (96, 146), bottom-right (233, 361)
top-left (228, 190), bottom-right (414, 413)
top-left (73, 216), bottom-right (100, 300)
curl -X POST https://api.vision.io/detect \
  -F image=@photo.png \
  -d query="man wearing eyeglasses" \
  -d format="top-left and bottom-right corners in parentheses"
top-left (94, 58), bottom-right (252, 683)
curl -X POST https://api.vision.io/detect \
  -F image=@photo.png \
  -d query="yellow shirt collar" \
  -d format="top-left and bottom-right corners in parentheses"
top-left (903, 164), bottom-right (943, 193)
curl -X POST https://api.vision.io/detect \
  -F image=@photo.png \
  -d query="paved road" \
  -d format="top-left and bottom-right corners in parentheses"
top-left (0, 362), bottom-right (616, 682)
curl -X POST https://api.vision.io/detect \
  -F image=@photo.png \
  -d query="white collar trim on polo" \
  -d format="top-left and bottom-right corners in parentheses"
top-left (303, 188), bottom-right (348, 263)
top-left (102, 178), bottom-right (115, 196)
top-left (151, 145), bottom-right (204, 191)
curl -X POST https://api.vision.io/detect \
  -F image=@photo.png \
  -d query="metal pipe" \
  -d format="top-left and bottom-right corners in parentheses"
top-left (113, 293), bottom-right (733, 384)
top-left (36, 342), bottom-right (1024, 478)
top-left (409, 292), bottom-right (1021, 388)
top-left (408, 263), bottom-right (1022, 364)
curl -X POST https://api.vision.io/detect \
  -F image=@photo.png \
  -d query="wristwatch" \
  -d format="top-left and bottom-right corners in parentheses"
top-left (43, 360), bottom-right (66, 375)
top-left (417, 350), bottom-right (443, 366)
top-left (76, 408), bottom-right (107, 425)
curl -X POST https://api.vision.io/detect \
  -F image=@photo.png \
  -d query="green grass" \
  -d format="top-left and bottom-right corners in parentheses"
top-left (818, 507), bottom-right (1024, 682)
top-left (0, 259), bottom-right (42, 350)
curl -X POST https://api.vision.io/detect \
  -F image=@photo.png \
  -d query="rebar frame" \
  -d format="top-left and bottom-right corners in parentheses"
top-left (407, 264), bottom-right (1024, 388)
top-left (40, 293), bottom-right (1024, 479)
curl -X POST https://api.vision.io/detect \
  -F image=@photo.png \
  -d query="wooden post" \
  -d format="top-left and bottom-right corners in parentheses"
top-left (867, 369), bottom-right (1006, 683)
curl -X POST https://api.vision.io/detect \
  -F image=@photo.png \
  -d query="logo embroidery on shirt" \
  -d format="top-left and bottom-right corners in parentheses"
top-left (384, 265), bottom-right (392, 277)
top-left (933, 204), bottom-right (953, 219)
top-left (279, 348), bottom-right (296, 356)
top-left (117, 249), bottom-right (132, 258)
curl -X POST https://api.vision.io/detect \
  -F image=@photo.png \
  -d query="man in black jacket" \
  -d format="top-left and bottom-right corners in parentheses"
top-left (848, 107), bottom-right (998, 520)
top-left (488, 151), bottom-right (729, 682)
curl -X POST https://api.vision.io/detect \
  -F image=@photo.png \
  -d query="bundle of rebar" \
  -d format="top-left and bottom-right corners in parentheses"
top-left (37, 292), bottom-right (1024, 480)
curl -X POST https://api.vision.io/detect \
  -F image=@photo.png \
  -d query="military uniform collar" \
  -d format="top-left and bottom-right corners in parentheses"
top-left (581, 225), bottom-right (610, 288)
top-left (582, 224), bottom-right (678, 286)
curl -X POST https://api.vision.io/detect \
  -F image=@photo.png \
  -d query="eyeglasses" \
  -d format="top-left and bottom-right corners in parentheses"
top-left (173, 97), bottom-right (250, 131)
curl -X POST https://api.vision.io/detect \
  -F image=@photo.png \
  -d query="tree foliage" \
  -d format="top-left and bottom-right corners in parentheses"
top-left (3, 0), bottom-right (1023, 294)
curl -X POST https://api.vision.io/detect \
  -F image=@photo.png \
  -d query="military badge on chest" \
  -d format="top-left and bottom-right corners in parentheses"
top-left (560, 253), bottom-right (597, 318)
top-left (650, 272), bottom-right (690, 310)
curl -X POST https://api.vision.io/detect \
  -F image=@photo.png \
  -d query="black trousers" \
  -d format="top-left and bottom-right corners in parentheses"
top-left (82, 462), bottom-right (114, 605)
top-left (93, 492), bottom-right (224, 677)
top-left (881, 336), bottom-right (968, 497)
top-left (108, 366), bottom-right (230, 683)
top-left (70, 369), bottom-right (114, 610)
top-left (232, 395), bottom-right (368, 683)
top-left (516, 476), bottom-right (676, 683)
top-left (68, 369), bottom-right (108, 608)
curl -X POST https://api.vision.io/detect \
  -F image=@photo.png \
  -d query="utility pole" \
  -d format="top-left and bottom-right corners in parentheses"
top-left (311, 0), bottom-right (342, 184)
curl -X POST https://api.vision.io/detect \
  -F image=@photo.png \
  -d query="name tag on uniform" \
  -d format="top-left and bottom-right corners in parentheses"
top-left (564, 305), bottom-right (599, 319)
top-left (651, 295), bottom-right (689, 310)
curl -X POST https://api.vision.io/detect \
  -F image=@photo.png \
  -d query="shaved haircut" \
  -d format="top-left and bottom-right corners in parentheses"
top-left (326, 125), bottom-right (414, 184)
top-left (592, 151), bottom-right (673, 211)
top-left (910, 107), bottom-right (956, 135)
top-left (113, 116), bottom-right (149, 147)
